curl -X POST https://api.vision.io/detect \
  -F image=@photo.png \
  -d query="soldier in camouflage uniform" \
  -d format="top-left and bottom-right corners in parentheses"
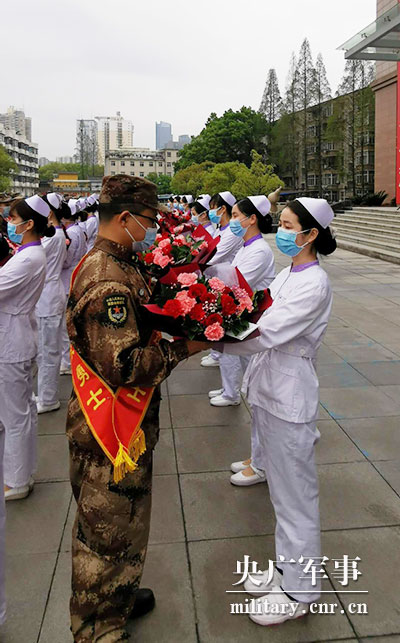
top-left (66, 175), bottom-right (206, 642)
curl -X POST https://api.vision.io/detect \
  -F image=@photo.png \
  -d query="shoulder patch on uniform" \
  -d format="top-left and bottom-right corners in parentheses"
top-left (104, 294), bottom-right (128, 326)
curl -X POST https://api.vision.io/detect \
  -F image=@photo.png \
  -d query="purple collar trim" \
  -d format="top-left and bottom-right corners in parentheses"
top-left (203, 222), bottom-right (213, 229)
top-left (291, 260), bottom-right (319, 273)
top-left (220, 223), bottom-right (230, 231)
top-left (55, 225), bottom-right (62, 229)
top-left (17, 240), bottom-right (42, 253)
top-left (244, 233), bottom-right (262, 247)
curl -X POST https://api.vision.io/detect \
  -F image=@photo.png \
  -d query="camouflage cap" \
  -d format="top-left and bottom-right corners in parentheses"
top-left (99, 174), bottom-right (162, 211)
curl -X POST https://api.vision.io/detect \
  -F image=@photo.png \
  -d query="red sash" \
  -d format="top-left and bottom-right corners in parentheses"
top-left (69, 254), bottom-right (154, 483)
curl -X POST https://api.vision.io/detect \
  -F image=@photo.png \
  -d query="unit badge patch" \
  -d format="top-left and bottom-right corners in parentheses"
top-left (104, 294), bottom-right (128, 326)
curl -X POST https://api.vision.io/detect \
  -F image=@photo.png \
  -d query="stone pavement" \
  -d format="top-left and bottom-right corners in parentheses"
top-left (2, 239), bottom-right (400, 642)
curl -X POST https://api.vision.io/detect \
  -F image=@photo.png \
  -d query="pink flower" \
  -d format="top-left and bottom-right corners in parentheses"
top-left (177, 272), bottom-right (198, 287)
top-left (174, 225), bottom-right (184, 234)
top-left (208, 277), bottom-right (226, 293)
top-left (199, 241), bottom-right (208, 250)
top-left (236, 296), bottom-right (254, 314)
top-left (153, 250), bottom-right (172, 268)
top-left (158, 238), bottom-right (172, 250)
top-left (204, 322), bottom-right (225, 341)
top-left (176, 291), bottom-right (196, 314)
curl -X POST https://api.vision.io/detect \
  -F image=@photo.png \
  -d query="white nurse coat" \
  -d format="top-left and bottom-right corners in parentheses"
top-left (207, 223), bottom-right (243, 265)
top-left (223, 264), bottom-right (333, 423)
top-left (231, 236), bottom-right (276, 291)
top-left (61, 224), bottom-right (87, 295)
top-left (36, 228), bottom-right (67, 317)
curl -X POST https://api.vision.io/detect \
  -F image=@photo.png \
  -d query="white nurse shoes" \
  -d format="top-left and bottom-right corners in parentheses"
top-left (5, 485), bottom-right (30, 501)
top-left (248, 586), bottom-right (309, 626)
top-left (243, 567), bottom-right (283, 596)
top-left (230, 466), bottom-right (266, 486)
top-left (208, 388), bottom-right (224, 399)
top-left (37, 401), bottom-right (61, 414)
top-left (230, 459), bottom-right (251, 473)
top-left (210, 395), bottom-right (240, 407)
top-left (59, 365), bottom-right (72, 375)
top-left (201, 355), bottom-right (220, 368)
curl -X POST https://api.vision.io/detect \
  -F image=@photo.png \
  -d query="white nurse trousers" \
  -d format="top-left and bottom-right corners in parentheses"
top-left (0, 360), bottom-right (37, 488)
top-left (37, 315), bottom-right (63, 406)
top-left (0, 429), bottom-right (6, 624)
top-left (251, 405), bottom-right (321, 603)
top-left (219, 353), bottom-right (250, 401)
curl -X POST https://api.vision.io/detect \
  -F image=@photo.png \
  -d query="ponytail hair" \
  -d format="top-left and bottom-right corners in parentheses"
top-left (287, 200), bottom-right (337, 256)
top-left (236, 198), bottom-right (272, 234)
top-left (10, 199), bottom-right (55, 238)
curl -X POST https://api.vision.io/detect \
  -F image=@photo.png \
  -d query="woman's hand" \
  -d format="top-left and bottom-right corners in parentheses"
top-left (186, 340), bottom-right (211, 356)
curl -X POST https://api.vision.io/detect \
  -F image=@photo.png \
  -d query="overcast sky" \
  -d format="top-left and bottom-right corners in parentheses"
top-left (1, 0), bottom-right (376, 160)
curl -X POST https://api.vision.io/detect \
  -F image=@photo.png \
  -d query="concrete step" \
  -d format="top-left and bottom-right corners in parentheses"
top-left (350, 207), bottom-right (400, 216)
top-left (333, 221), bottom-right (400, 240)
top-left (334, 213), bottom-right (400, 226)
top-left (336, 231), bottom-right (400, 254)
top-left (336, 239), bottom-right (400, 264)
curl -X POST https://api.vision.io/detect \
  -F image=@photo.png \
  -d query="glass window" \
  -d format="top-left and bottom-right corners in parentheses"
top-left (140, 162), bottom-right (144, 167)
top-left (167, 152), bottom-right (171, 157)
top-left (111, 161), bottom-right (115, 166)
top-left (140, 172), bottom-right (144, 177)
top-left (121, 161), bottom-right (125, 166)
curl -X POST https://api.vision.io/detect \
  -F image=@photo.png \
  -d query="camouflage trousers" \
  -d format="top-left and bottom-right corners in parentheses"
top-left (69, 441), bottom-right (153, 642)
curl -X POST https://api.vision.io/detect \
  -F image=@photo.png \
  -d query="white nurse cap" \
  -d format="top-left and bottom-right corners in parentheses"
top-left (77, 197), bottom-right (87, 210)
top-left (185, 195), bottom-right (194, 204)
top-left (196, 195), bottom-right (211, 211)
top-left (46, 192), bottom-right (62, 210)
top-left (219, 191), bottom-right (236, 207)
top-left (87, 195), bottom-right (97, 206)
top-left (248, 195), bottom-right (271, 217)
top-left (25, 195), bottom-right (50, 218)
top-left (296, 197), bottom-right (334, 229)
top-left (68, 199), bottom-right (78, 216)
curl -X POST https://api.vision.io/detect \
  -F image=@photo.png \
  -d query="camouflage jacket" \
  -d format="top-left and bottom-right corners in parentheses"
top-left (66, 236), bottom-right (188, 453)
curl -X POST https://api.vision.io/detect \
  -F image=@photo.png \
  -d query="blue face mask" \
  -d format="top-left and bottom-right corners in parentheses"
top-left (209, 208), bottom-right (221, 225)
top-left (229, 217), bottom-right (247, 238)
top-left (127, 214), bottom-right (158, 253)
top-left (275, 228), bottom-right (311, 257)
top-left (178, 204), bottom-right (184, 212)
top-left (7, 220), bottom-right (28, 244)
top-left (191, 215), bottom-right (199, 225)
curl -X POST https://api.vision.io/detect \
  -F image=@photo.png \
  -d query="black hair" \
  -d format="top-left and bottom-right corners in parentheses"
top-left (98, 201), bottom-right (148, 223)
top-left (174, 195), bottom-right (181, 203)
top-left (168, 196), bottom-right (174, 203)
top-left (287, 200), bottom-right (336, 256)
top-left (192, 201), bottom-right (209, 216)
top-left (11, 199), bottom-right (55, 238)
top-left (60, 202), bottom-right (74, 220)
top-left (85, 203), bottom-right (98, 214)
top-left (236, 198), bottom-right (272, 234)
top-left (0, 234), bottom-right (10, 262)
top-left (79, 211), bottom-right (88, 222)
top-left (210, 193), bottom-right (234, 217)
top-left (181, 196), bottom-right (188, 204)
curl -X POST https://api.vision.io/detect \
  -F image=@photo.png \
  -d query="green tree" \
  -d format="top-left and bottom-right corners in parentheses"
top-left (0, 145), bottom-right (18, 192)
top-left (175, 107), bottom-right (269, 170)
top-left (39, 162), bottom-right (104, 182)
top-left (170, 161), bottom-right (215, 195)
top-left (295, 38), bottom-right (317, 192)
top-left (146, 172), bottom-right (171, 193)
top-left (314, 53), bottom-right (332, 196)
top-left (201, 161), bottom-right (245, 195)
top-left (231, 150), bottom-right (284, 199)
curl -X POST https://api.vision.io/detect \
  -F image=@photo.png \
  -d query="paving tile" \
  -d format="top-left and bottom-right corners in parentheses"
top-left (60, 497), bottom-right (75, 552)
top-left (38, 552), bottom-right (71, 643)
top-left (315, 420), bottom-right (365, 465)
top-left (0, 552), bottom-right (57, 643)
top-left (153, 429), bottom-right (177, 475)
top-left (175, 352), bottom-right (206, 370)
top-left (337, 417), bottom-right (400, 461)
top-left (189, 536), bottom-right (354, 643)
top-left (323, 527), bottom-right (400, 637)
top-left (170, 394), bottom-right (250, 428)
top-left (175, 423), bottom-right (251, 473)
top-left (316, 363), bottom-right (371, 388)
top-left (374, 460), bottom-right (400, 496)
top-left (319, 462), bottom-right (400, 530)
top-left (318, 404), bottom-right (332, 420)
top-left (36, 434), bottom-right (70, 482)
top-left (316, 345), bottom-right (347, 364)
top-left (149, 475), bottom-right (185, 544)
top-left (129, 543), bottom-right (197, 642)
top-left (323, 328), bottom-right (372, 346)
top-left (180, 471), bottom-right (274, 541)
top-left (59, 375), bottom-right (73, 402)
top-left (359, 637), bottom-right (400, 642)
top-left (37, 401), bottom-right (68, 435)
top-left (330, 343), bottom-right (399, 363)
top-left (6, 481), bottom-right (71, 554)
top-left (167, 368), bottom-right (223, 395)
top-left (159, 399), bottom-right (171, 428)
top-left (349, 361), bottom-right (400, 386)
top-left (319, 387), bottom-right (400, 420)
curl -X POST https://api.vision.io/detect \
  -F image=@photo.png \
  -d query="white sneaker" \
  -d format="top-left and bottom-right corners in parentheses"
top-left (59, 366), bottom-right (71, 375)
top-left (208, 388), bottom-right (224, 399)
top-left (231, 459), bottom-right (251, 473)
top-left (201, 355), bottom-right (220, 368)
top-left (244, 567), bottom-right (283, 596)
top-left (210, 395), bottom-right (240, 407)
top-left (248, 585), bottom-right (309, 626)
top-left (29, 477), bottom-right (34, 492)
top-left (230, 468), bottom-right (266, 486)
top-left (5, 485), bottom-right (30, 501)
top-left (37, 401), bottom-right (61, 414)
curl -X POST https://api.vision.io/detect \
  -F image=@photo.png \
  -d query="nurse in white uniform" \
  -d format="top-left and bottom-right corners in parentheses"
top-left (201, 191), bottom-right (242, 368)
top-left (84, 195), bottom-right (99, 252)
top-left (209, 196), bottom-right (276, 407)
top-left (0, 195), bottom-right (52, 500)
top-left (35, 193), bottom-right (68, 414)
top-left (181, 194), bottom-right (194, 215)
top-left (190, 195), bottom-right (215, 234)
top-left (219, 198), bottom-right (336, 626)
top-left (60, 201), bottom-right (87, 374)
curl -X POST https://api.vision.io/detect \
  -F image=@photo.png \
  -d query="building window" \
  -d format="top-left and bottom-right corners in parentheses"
top-left (167, 152), bottom-right (171, 157)
top-left (167, 162), bottom-right (171, 167)
top-left (121, 161), bottom-right (125, 166)
top-left (111, 171), bottom-right (115, 175)
top-left (158, 162), bottom-right (163, 167)
top-left (140, 162), bottom-right (144, 167)
top-left (308, 174), bottom-right (316, 186)
top-left (140, 172), bottom-right (144, 177)
top-left (130, 161), bottom-right (134, 166)
top-left (130, 171), bottom-right (135, 175)
top-left (149, 162), bottom-right (153, 167)
top-left (111, 161), bottom-right (115, 166)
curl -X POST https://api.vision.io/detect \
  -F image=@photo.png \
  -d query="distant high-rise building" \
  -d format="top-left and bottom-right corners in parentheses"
top-left (95, 112), bottom-right (134, 165)
top-left (156, 121), bottom-right (172, 150)
top-left (0, 121), bottom-right (38, 197)
top-left (39, 157), bottom-right (51, 167)
top-left (56, 155), bottom-right (74, 164)
top-left (178, 134), bottom-right (192, 147)
top-left (0, 106), bottom-right (32, 141)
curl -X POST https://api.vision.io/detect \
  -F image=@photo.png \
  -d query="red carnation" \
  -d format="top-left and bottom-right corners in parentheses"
top-left (144, 253), bottom-right (154, 264)
top-left (221, 294), bottom-right (236, 315)
top-left (163, 299), bottom-right (184, 319)
top-left (189, 303), bottom-right (206, 322)
top-left (203, 292), bottom-right (217, 304)
top-left (205, 313), bottom-right (223, 326)
top-left (188, 283), bottom-right (208, 300)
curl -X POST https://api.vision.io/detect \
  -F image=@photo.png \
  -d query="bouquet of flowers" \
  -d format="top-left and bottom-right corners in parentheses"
top-left (135, 224), bottom-right (220, 278)
top-left (141, 266), bottom-right (272, 342)
top-left (158, 208), bottom-right (193, 235)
